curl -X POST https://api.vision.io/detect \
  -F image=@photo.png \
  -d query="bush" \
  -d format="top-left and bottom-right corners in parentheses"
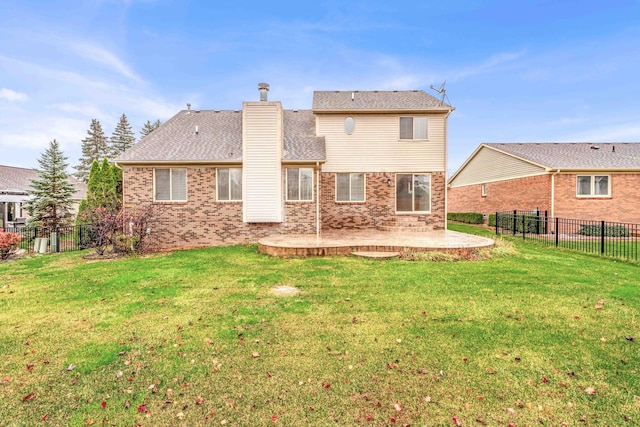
top-left (494, 213), bottom-right (546, 234)
top-left (488, 214), bottom-right (496, 227)
top-left (0, 231), bottom-right (22, 260)
top-left (447, 212), bottom-right (484, 224)
top-left (578, 225), bottom-right (629, 237)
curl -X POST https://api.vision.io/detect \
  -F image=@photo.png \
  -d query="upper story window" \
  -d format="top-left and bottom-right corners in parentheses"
top-left (154, 168), bottom-right (187, 201)
top-left (399, 117), bottom-right (427, 140)
top-left (217, 167), bottom-right (242, 201)
top-left (344, 117), bottom-right (355, 135)
top-left (336, 173), bottom-right (365, 202)
top-left (287, 168), bottom-right (314, 201)
top-left (577, 175), bottom-right (610, 197)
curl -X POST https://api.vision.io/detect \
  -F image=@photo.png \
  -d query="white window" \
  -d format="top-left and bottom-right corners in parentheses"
top-left (154, 168), bottom-right (187, 201)
top-left (217, 168), bottom-right (242, 201)
top-left (481, 183), bottom-right (487, 197)
top-left (287, 168), bottom-right (314, 201)
top-left (576, 175), bottom-right (610, 197)
top-left (336, 173), bottom-right (365, 202)
top-left (399, 117), bottom-right (428, 140)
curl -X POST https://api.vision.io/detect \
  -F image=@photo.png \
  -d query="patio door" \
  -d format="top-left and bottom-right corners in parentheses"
top-left (396, 174), bottom-right (431, 213)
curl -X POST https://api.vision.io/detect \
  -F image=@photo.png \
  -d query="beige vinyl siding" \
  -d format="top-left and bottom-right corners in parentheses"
top-left (449, 146), bottom-right (547, 187)
top-left (242, 102), bottom-right (283, 222)
top-left (317, 114), bottom-right (447, 173)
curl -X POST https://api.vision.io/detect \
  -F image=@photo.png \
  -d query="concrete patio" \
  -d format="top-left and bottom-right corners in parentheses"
top-left (258, 229), bottom-right (495, 258)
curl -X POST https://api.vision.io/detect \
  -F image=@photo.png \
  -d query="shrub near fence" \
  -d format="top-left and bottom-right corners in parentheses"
top-left (495, 210), bottom-right (639, 262)
top-left (447, 212), bottom-right (484, 224)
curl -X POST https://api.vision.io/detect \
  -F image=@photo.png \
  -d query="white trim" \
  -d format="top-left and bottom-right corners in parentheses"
top-left (285, 167), bottom-right (314, 202)
top-left (395, 173), bottom-right (431, 214)
top-left (335, 173), bottom-right (367, 203)
top-left (576, 174), bottom-right (611, 198)
top-left (216, 167), bottom-right (243, 202)
top-left (153, 168), bottom-right (188, 202)
top-left (398, 116), bottom-right (429, 141)
top-left (481, 183), bottom-right (487, 197)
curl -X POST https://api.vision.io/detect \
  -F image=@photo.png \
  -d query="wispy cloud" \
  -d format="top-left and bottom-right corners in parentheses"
top-left (0, 88), bottom-right (28, 102)
top-left (67, 42), bottom-right (143, 83)
top-left (450, 51), bottom-right (525, 81)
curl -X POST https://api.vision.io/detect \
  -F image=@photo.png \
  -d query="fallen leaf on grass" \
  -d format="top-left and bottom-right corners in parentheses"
top-left (452, 416), bottom-right (462, 426)
top-left (271, 415), bottom-right (277, 423)
top-left (394, 402), bottom-right (402, 411)
top-left (626, 336), bottom-right (635, 342)
top-left (22, 393), bottom-right (35, 402)
top-left (137, 404), bottom-right (147, 413)
top-left (196, 396), bottom-right (204, 405)
top-left (67, 364), bottom-right (76, 371)
top-left (41, 414), bottom-right (48, 421)
top-left (585, 387), bottom-right (596, 395)
top-left (101, 401), bottom-right (107, 408)
top-left (85, 419), bottom-right (94, 425)
top-left (252, 352), bottom-right (260, 358)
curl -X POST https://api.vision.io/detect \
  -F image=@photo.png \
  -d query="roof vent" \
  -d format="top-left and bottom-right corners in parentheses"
top-left (351, 92), bottom-right (354, 101)
top-left (195, 125), bottom-right (199, 135)
top-left (258, 82), bottom-right (269, 101)
top-left (590, 146), bottom-right (599, 150)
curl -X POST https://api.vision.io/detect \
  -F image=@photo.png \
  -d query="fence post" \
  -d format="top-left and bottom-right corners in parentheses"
top-left (495, 212), bottom-right (499, 235)
top-left (522, 212), bottom-right (526, 240)
top-left (601, 220), bottom-right (605, 255)
top-left (512, 210), bottom-right (517, 235)
top-left (544, 210), bottom-right (548, 235)
top-left (555, 217), bottom-right (559, 247)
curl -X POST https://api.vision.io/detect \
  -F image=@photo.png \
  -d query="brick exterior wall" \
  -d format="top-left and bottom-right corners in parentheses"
top-left (448, 174), bottom-right (551, 216)
top-left (123, 166), bottom-right (317, 249)
top-left (554, 173), bottom-right (640, 223)
top-left (320, 172), bottom-right (446, 230)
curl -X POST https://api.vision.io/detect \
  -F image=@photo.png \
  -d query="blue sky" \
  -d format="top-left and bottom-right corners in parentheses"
top-left (1, 0), bottom-right (639, 175)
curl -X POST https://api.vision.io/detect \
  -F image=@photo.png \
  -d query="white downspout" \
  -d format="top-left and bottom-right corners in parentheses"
top-left (551, 169), bottom-right (560, 220)
top-left (443, 109), bottom-right (452, 229)
top-left (316, 162), bottom-right (321, 244)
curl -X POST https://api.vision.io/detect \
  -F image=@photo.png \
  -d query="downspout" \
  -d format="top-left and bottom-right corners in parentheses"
top-left (316, 161), bottom-right (321, 244)
top-left (443, 109), bottom-right (452, 229)
top-left (550, 169), bottom-right (560, 219)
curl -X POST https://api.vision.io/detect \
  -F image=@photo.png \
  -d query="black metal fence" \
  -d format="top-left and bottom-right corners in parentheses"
top-left (3, 224), bottom-right (94, 254)
top-left (495, 210), bottom-right (639, 262)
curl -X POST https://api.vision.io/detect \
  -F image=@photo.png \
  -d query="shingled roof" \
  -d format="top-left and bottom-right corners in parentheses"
top-left (485, 143), bottom-right (640, 170)
top-left (312, 90), bottom-right (453, 112)
top-left (0, 165), bottom-right (87, 201)
top-left (117, 109), bottom-right (326, 163)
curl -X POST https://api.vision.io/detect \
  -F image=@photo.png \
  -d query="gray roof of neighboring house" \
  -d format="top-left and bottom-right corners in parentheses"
top-left (312, 90), bottom-right (453, 111)
top-left (117, 109), bottom-right (326, 163)
top-left (0, 164), bottom-right (87, 200)
top-left (485, 143), bottom-right (640, 170)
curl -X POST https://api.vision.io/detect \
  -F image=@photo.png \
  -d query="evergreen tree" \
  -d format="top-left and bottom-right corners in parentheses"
top-left (109, 113), bottom-right (136, 158)
top-left (75, 118), bottom-right (108, 182)
top-left (139, 119), bottom-right (162, 139)
top-left (28, 139), bottom-right (76, 229)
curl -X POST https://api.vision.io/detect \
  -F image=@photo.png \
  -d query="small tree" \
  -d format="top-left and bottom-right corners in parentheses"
top-left (75, 119), bottom-right (109, 182)
top-left (109, 113), bottom-right (136, 158)
top-left (27, 140), bottom-right (76, 229)
top-left (77, 159), bottom-right (122, 255)
top-left (139, 119), bottom-right (162, 139)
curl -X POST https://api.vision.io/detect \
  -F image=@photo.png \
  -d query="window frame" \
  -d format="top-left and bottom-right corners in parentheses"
top-left (481, 183), bottom-right (487, 197)
top-left (286, 167), bottom-right (314, 202)
top-left (576, 175), bottom-right (611, 198)
top-left (335, 173), bottom-right (366, 203)
top-left (399, 116), bottom-right (428, 140)
top-left (217, 167), bottom-right (243, 202)
top-left (153, 168), bottom-right (187, 202)
top-left (395, 173), bottom-right (431, 214)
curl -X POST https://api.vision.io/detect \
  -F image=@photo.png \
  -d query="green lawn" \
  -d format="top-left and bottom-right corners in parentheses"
top-left (0, 224), bottom-right (638, 426)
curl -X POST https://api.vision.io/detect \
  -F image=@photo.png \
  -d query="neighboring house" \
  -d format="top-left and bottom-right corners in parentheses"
top-left (116, 83), bottom-right (454, 249)
top-left (448, 143), bottom-right (640, 223)
top-left (0, 165), bottom-right (87, 229)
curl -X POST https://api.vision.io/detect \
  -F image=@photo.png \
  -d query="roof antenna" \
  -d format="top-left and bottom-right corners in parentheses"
top-left (429, 81), bottom-right (450, 106)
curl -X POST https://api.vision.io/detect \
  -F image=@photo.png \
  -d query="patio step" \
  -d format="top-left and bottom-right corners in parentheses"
top-left (351, 251), bottom-right (400, 259)
top-left (377, 216), bottom-right (432, 232)
top-left (377, 225), bottom-right (433, 232)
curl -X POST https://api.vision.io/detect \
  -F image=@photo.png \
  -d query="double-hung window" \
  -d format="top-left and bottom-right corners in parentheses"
top-left (217, 168), bottom-right (242, 201)
top-left (336, 173), bottom-right (365, 202)
top-left (287, 168), bottom-right (314, 201)
top-left (154, 168), bottom-right (187, 201)
top-left (399, 117), bottom-right (428, 140)
top-left (576, 175), bottom-right (610, 197)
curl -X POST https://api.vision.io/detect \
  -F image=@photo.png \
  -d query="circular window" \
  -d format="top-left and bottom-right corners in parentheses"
top-left (344, 117), bottom-right (355, 135)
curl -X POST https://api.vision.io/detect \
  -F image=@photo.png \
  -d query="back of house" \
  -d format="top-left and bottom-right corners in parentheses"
top-left (116, 84), bottom-right (454, 249)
